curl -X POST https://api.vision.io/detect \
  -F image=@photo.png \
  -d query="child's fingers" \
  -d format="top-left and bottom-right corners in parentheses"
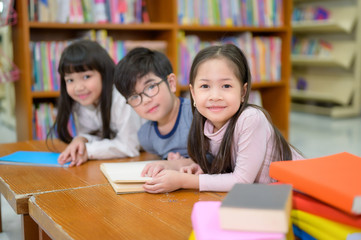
top-left (167, 152), bottom-right (175, 161)
top-left (151, 165), bottom-right (164, 177)
top-left (70, 147), bottom-right (78, 163)
top-left (57, 154), bottom-right (64, 164)
top-left (76, 159), bottom-right (85, 166)
top-left (143, 183), bottom-right (161, 193)
top-left (69, 160), bottom-right (77, 167)
top-left (58, 150), bottom-right (69, 162)
top-left (141, 164), bottom-right (152, 177)
top-left (179, 166), bottom-right (191, 174)
top-left (78, 143), bottom-right (85, 155)
top-left (58, 153), bottom-right (70, 164)
top-left (69, 156), bottom-right (81, 167)
top-left (167, 152), bottom-right (181, 161)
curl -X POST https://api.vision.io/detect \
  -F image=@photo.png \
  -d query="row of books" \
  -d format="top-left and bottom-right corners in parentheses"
top-left (31, 41), bottom-right (68, 92)
top-left (270, 152), bottom-right (361, 239)
top-left (28, 0), bottom-right (149, 24)
top-left (292, 6), bottom-right (329, 22)
top-left (178, 31), bottom-right (282, 85)
top-left (292, 37), bottom-right (332, 57)
top-left (32, 103), bottom-right (77, 140)
top-left (30, 29), bottom-right (281, 91)
top-left (32, 102), bottom-right (56, 140)
top-left (30, 30), bottom-right (167, 91)
top-left (86, 29), bottom-right (167, 64)
top-left (178, 0), bottom-right (284, 27)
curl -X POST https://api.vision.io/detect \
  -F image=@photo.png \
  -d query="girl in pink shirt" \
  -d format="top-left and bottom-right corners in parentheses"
top-left (143, 44), bottom-right (303, 193)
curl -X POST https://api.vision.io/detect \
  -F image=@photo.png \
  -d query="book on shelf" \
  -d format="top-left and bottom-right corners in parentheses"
top-left (30, 35), bottom-right (167, 88)
top-left (270, 152), bottom-right (361, 215)
top-left (219, 183), bottom-right (292, 233)
top-left (33, 103), bottom-right (57, 140)
top-left (28, 0), bottom-right (149, 24)
top-left (191, 201), bottom-right (286, 240)
top-left (0, 151), bottom-right (69, 167)
top-left (100, 160), bottom-right (159, 194)
top-left (177, 0), bottom-right (284, 27)
top-left (293, 190), bottom-right (361, 229)
top-left (292, 210), bottom-right (361, 239)
top-left (177, 32), bottom-right (281, 85)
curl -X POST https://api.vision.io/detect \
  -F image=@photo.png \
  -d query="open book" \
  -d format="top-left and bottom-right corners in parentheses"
top-left (100, 160), bottom-right (159, 194)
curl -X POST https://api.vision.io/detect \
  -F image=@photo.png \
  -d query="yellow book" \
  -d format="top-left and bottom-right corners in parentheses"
top-left (188, 230), bottom-right (196, 240)
top-left (292, 210), bottom-right (361, 239)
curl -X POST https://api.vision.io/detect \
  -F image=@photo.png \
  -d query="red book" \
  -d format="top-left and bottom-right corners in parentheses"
top-left (270, 152), bottom-right (361, 215)
top-left (293, 191), bottom-right (361, 229)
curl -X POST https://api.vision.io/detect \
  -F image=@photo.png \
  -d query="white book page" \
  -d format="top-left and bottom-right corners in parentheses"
top-left (101, 160), bottom-right (159, 183)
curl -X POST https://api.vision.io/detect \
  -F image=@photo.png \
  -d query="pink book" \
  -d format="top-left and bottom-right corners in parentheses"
top-left (191, 201), bottom-right (285, 240)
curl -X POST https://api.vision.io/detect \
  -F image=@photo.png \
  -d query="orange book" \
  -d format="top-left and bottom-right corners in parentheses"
top-left (270, 152), bottom-right (361, 215)
top-left (293, 191), bottom-right (361, 229)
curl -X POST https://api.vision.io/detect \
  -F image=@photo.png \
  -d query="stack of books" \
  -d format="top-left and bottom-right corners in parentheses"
top-left (270, 152), bottom-right (361, 239)
top-left (190, 183), bottom-right (293, 240)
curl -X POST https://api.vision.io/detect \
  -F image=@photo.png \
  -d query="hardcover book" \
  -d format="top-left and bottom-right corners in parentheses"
top-left (292, 210), bottom-right (361, 239)
top-left (0, 151), bottom-right (69, 167)
top-left (270, 152), bottom-right (361, 214)
top-left (219, 183), bottom-right (292, 233)
top-left (293, 191), bottom-right (361, 229)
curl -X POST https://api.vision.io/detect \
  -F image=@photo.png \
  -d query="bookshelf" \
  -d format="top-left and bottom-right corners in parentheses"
top-left (12, 0), bottom-right (292, 141)
top-left (291, 0), bottom-right (361, 117)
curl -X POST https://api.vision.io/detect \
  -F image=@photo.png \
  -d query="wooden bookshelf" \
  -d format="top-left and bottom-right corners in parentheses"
top-left (13, 0), bottom-right (292, 140)
top-left (291, 0), bottom-right (361, 118)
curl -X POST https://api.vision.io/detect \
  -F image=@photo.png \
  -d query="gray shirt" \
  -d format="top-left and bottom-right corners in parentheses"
top-left (137, 97), bottom-right (193, 159)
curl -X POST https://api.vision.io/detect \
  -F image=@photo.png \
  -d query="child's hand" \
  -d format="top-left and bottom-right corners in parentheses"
top-left (58, 137), bottom-right (89, 167)
top-left (167, 152), bottom-right (182, 161)
top-left (143, 170), bottom-right (182, 193)
top-left (141, 161), bottom-right (169, 177)
top-left (180, 163), bottom-right (203, 175)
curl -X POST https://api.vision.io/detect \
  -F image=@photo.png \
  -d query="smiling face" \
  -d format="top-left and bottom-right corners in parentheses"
top-left (190, 58), bottom-right (247, 132)
top-left (64, 70), bottom-right (102, 106)
top-left (131, 73), bottom-right (178, 124)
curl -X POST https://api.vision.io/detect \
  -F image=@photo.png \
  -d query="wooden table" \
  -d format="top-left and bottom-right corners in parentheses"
top-left (29, 185), bottom-right (225, 240)
top-left (0, 140), bottom-right (159, 240)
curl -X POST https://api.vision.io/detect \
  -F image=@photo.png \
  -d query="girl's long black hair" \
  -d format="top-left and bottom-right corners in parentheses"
top-left (187, 44), bottom-right (296, 174)
top-left (48, 39), bottom-right (115, 144)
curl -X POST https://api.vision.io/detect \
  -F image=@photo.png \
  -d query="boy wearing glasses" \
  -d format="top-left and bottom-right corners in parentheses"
top-left (114, 47), bottom-right (193, 172)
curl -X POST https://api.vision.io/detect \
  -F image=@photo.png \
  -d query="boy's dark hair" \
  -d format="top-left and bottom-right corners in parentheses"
top-left (49, 39), bottom-right (115, 143)
top-left (188, 44), bottom-right (295, 174)
top-left (114, 47), bottom-right (173, 99)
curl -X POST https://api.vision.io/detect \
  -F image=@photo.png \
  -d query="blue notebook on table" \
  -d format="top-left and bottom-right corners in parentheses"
top-left (0, 151), bottom-right (69, 167)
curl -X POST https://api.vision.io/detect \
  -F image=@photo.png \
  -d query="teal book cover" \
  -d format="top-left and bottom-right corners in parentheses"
top-left (0, 151), bottom-right (69, 167)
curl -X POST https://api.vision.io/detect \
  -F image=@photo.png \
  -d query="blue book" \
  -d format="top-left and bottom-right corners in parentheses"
top-left (0, 151), bottom-right (69, 167)
top-left (293, 225), bottom-right (316, 240)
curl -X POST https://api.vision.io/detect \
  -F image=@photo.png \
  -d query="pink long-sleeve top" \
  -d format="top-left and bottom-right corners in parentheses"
top-left (199, 107), bottom-right (303, 192)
